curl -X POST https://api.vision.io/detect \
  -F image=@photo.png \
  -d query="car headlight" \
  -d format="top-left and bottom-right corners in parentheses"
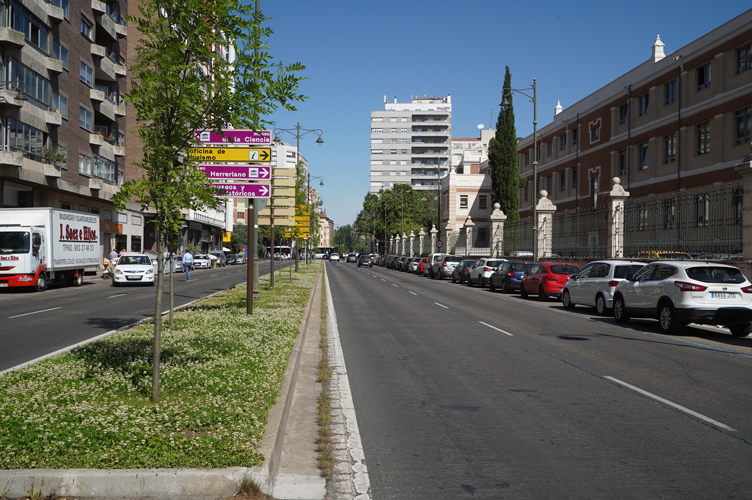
top-left (115, 269), bottom-right (123, 275)
top-left (146, 269), bottom-right (154, 274)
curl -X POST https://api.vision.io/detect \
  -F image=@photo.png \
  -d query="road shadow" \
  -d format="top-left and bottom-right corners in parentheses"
top-left (85, 316), bottom-right (147, 331)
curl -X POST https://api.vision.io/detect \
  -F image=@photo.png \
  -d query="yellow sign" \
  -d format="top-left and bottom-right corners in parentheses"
top-left (223, 231), bottom-right (232, 242)
top-left (189, 147), bottom-right (271, 163)
top-left (258, 216), bottom-right (295, 226)
top-left (284, 228), bottom-right (310, 238)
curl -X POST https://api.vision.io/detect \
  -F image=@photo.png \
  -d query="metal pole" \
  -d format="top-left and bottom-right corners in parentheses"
top-left (532, 78), bottom-right (538, 262)
top-left (247, 0), bottom-right (260, 314)
top-left (295, 122), bottom-right (300, 272)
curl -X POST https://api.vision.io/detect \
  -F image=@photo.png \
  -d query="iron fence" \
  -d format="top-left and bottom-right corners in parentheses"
top-left (552, 206), bottom-right (609, 259)
top-left (503, 217), bottom-right (534, 256)
top-left (447, 231), bottom-right (465, 256)
top-left (623, 183), bottom-right (742, 258)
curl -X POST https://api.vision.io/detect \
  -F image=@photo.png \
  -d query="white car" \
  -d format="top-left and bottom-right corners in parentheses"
top-left (432, 254), bottom-right (464, 280)
top-left (193, 254), bottom-right (212, 269)
top-left (561, 260), bottom-right (644, 315)
top-left (113, 253), bottom-right (155, 286)
top-left (612, 261), bottom-right (752, 337)
top-left (467, 258), bottom-right (507, 287)
top-left (329, 254), bottom-right (340, 262)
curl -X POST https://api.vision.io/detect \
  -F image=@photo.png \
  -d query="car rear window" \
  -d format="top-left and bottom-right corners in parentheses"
top-left (550, 264), bottom-right (580, 275)
top-left (686, 266), bottom-right (747, 284)
top-left (486, 260), bottom-right (504, 267)
top-left (510, 262), bottom-right (535, 272)
top-left (445, 256), bottom-right (463, 262)
top-left (614, 265), bottom-right (643, 279)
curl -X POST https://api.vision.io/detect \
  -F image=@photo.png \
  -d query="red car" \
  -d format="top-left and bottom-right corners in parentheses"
top-left (520, 262), bottom-right (580, 300)
top-left (417, 258), bottom-right (427, 275)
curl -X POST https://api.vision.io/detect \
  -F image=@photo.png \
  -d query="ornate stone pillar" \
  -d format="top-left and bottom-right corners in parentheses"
top-left (395, 234), bottom-right (401, 255)
top-left (409, 231), bottom-right (415, 256)
top-left (536, 190), bottom-right (557, 259)
top-left (430, 224), bottom-right (438, 253)
top-left (389, 235), bottom-right (393, 254)
top-left (465, 216), bottom-right (475, 256)
top-left (490, 203), bottom-right (508, 258)
top-left (419, 228), bottom-right (425, 255)
top-left (402, 233), bottom-right (407, 256)
top-left (734, 143), bottom-right (752, 260)
top-left (607, 177), bottom-right (630, 259)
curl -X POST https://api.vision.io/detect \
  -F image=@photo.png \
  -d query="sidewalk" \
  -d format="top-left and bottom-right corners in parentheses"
top-left (0, 270), bottom-right (327, 500)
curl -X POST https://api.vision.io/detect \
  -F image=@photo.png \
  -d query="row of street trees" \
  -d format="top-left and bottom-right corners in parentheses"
top-left (110, 0), bottom-right (306, 402)
top-left (353, 183), bottom-right (437, 245)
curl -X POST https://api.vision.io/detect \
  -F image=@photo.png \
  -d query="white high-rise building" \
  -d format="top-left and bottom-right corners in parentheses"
top-left (369, 95), bottom-right (452, 193)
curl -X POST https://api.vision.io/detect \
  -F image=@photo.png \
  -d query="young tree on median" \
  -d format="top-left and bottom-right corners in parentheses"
top-left (111, 0), bottom-right (305, 402)
top-left (488, 66), bottom-right (525, 222)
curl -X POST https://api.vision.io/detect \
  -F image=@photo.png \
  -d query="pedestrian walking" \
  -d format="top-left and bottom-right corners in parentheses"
top-left (182, 252), bottom-right (194, 281)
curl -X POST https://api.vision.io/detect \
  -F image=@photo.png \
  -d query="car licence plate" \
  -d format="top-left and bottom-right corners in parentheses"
top-left (711, 292), bottom-right (735, 299)
top-left (126, 276), bottom-right (141, 280)
top-left (0, 284), bottom-right (7, 287)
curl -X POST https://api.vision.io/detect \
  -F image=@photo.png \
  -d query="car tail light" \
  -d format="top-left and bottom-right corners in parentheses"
top-left (608, 280), bottom-right (619, 287)
top-left (484, 267), bottom-right (492, 272)
top-left (508, 271), bottom-right (515, 277)
top-left (741, 285), bottom-right (752, 294)
top-left (674, 281), bottom-right (707, 292)
top-left (545, 276), bottom-right (559, 282)
top-left (443, 262), bottom-right (448, 267)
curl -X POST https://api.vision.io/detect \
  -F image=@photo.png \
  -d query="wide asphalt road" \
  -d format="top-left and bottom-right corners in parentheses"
top-left (0, 260), bottom-right (294, 372)
top-left (327, 261), bottom-right (752, 499)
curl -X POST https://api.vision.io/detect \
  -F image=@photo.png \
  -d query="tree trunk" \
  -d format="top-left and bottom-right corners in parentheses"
top-left (151, 221), bottom-right (163, 403)
top-left (169, 250), bottom-right (174, 329)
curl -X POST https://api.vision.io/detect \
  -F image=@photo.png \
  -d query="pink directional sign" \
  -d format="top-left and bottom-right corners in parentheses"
top-left (194, 129), bottom-right (271, 145)
top-left (212, 183), bottom-right (271, 198)
top-left (198, 165), bottom-right (271, 180)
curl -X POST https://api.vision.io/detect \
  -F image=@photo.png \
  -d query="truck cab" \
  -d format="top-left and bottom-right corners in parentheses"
top-left (0, 227), bottom-right (48, 291)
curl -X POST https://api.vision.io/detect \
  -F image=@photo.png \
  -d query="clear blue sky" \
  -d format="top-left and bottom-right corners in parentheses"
top-left (261, 1), bottom-right (750, 228)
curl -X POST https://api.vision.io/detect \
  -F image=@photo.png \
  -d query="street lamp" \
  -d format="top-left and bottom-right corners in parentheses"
top-left (500, 78), bottom-right (538, 261)
top-left (308, 174), bottom-right (324, 264)
top-left (273, 122), bottom-right (324, 271)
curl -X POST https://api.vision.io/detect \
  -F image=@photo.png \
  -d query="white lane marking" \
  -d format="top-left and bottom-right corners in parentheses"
top-left (392, 284), bottom-right (399, 287)
top-left (604, 376), bottom-right (736, 432)
top-left (108, 294), bottom-right (126, 299)
top-left (210, 274), bottom-right (218, 277)
top-left (381, 279), bottom-right (386, 282)
top-left (434, 302), bottom-right (448, 309)
top-left (479, 321), bottom-right (514, 336)
top-left (409, 291), bottom-right (418, 296)
top-left (9, 307), bottom-right (61, 319)
top-left (325, 268), bottom-right (371, 498)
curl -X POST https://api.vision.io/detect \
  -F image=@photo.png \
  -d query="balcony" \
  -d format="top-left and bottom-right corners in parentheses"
top-left (44, 3), bottom-right (64, 22)
top-left (0, 150), bottom-right (23, 168)
top-left (93, 9), bottom-right (127, 40)
top-left (46, 57), bottom-right (64, 74)
top-left (44, 162), bottom-right (62, 178)
top-left (45, 110), bottom-right (63, 126)
top-left (0, 81), bottom-right (27, 109)
top-left (91, 45), bottom-right (126, 81)
top-left (88, 177), bottom-right (104, 191)
top-left (0, 27), bottom-right (25, 48)
top-left (90, 133), bottom-right (125, 159)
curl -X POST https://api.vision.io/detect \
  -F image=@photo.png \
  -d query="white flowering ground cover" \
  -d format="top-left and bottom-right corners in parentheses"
top-left (0, 262), bottom-right (320, 470)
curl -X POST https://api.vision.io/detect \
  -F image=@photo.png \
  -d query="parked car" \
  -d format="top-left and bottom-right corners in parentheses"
top-left (417, 257), bottom-right (428, 275)
top-left (613, 262), bottom-right (752, 337)
top-left (330, 253), bottom-right (340, 262)
top-left (561, 260), bottom-right (644, 315)
top-left (425, 253), bottom-right (446, 278)
top-left (347, 253), bottom-right (358, 263)
top-left (193, 254), bottom-right (212, 269)
top-left (488, 261), bottom-right (535, 293)
top-left (636, 250), bottom-right (693, 260)
top-left (467, 258), bottom-right (507, 287)
top-left (357, 254), bottom-right (372, 267)
top-left (433, 255), bottom-right (465, 280)
top-left (113, 253), bottom-right (156, 287)
top-left (520, 262), bottom-right (580, 299)
top-left (402, 257), bottom-right (414, 272)
top-left (451, 260), bottom-right (477, 284)
top-left (233, 254), bottom-right (247, 264)
top-left (409, 258), bottom-right (421, 273)
top-left (226, 254), bottom-right (237, 265)
top-left (209, 251), bottom-right (228, 267)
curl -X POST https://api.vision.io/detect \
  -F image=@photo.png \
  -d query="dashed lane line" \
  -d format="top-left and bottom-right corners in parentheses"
top-left (108, 294), bottom-right (127, 299)
top-left (409, 291), bottom-right (418, 296)
top-left (9, 307), bottom-right (61, 319)
top-left (479, 321), bottom-right (514, 336)
top-left (434, 302), bottom-right (448, 309)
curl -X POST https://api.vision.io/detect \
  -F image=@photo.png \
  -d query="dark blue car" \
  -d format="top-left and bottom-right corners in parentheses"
top-left (489, 261), bottom-right (535, 293)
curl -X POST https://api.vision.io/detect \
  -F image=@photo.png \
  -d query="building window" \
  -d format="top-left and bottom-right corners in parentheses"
top-left (371, 117), bottom-right (383, 122)
top-left (390, 139), bottom-right (397, 144)
top-left (51, 91), bottom-right (68, 118)
top-left (10, 3), bottom-right (50, 54)
top-left (371, 128), bottom-right (383, 133)
top-left (560, 133), bottom-right (566, 150)
top-left (738, 43), bottom-right (752, 74)
top-left (591, 126), bottom-right (600, 141)
top-left (52, 0), bottom-right (69, 19)
top-left (390, 150), bottom-right (397, 154)
top-left (52, 40), bottom-right (69, 69)
top-left (459, 195), bottom-right (468, 209)
top-left (619, 104), bottom-right (628, 124)
top-left (8, 58), bottom-right (49, 108)
top-left (237, 212), bottom-right (244, 220)
top-left (618, 149), bottom-right (627, 175)
top-left (697, 121), bottom-right (710, 155)
top-left (524, 183), bottom-right (529, 201)
top-left (639, 143), bottom-right (649, 169)
top-left (524, 152), bottom-right (530, 165)
top-left (401, 128), bottom-right (408, 133)
top-left (7, 118), bottom-right (45, 162)
top-left (80, 61), bottom-right (93, 86)
top-left (479, 195), bottom-right (487, 209)
top-left (665, 80), bottom-right (677, 104)
top-left (639, 94), bottom-right (649, 116)
top-left (371, 171), bottom-right (382, 176)
top-left (79, 107), bottom-right (93, 131)
top-left (401, 138), bottom-right (407, 144)
top-left (736, 107), bottom-right (752, 145)
top-left (547, 140), bottom-right (553, 156)
top-left (390, 128), bottom-right (397, 133)
top-left (572, 128), bottom-right (578, 145)
top-left (559, 171), bottom-right (565, 191)
top-left (80, 17), bottom-right (92, 40)
top-left (572, 166), bottom-right (577, 188)
top-left (697, 63), bottom-right (711, 90)
top-left (547, 175), bottom-right (552, 193)
top-left (371, 149), bottom-right (383, 155)
top-left (664, 133), bottom-right (676, 163)
top-left (78, 154), bottom-right (92, 176)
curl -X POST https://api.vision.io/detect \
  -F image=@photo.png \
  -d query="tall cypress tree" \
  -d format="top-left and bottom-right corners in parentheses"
top-left (488, 66), bottom-right (522, 222)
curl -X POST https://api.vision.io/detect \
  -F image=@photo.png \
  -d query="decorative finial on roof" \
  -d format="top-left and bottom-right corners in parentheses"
top-left (652, 34), bottom-right (665, 63)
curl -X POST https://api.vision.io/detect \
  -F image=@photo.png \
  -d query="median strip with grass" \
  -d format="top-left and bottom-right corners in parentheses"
top-left (0, 262), bottom-right (320, 470)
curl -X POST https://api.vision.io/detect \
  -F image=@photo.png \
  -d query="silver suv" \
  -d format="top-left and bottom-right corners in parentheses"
top-left (425, 253), bottom-right (446, 278)
top-left (612, 261), bottom-right (752, 337)
top-left (433, 254), bottom-right (464, 280)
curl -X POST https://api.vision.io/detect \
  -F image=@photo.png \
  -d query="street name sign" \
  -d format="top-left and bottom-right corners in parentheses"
top-left (198, 165), bottom-right (271, 180)
top-left (189, 147), bottom-right (271, 163)
top-left (194, 130), bottom-right (272, 145)
top-left (212, 183), bottom-right (270, 198)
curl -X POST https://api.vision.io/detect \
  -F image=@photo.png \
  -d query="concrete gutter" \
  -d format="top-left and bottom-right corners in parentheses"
top-left (0, 268), bottom-right (325, 499)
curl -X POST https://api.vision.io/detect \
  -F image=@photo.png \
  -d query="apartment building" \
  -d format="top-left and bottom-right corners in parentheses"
top-left (369, 94), bottom-right (452, 193)
top-left (0, 0), bottom-right (138, 256)
top-left (516, 9), bottom-right (752, 217)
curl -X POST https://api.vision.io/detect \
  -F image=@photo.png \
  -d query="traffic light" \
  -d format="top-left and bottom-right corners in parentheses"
top-left (351, 231), bottom-right (354, 237)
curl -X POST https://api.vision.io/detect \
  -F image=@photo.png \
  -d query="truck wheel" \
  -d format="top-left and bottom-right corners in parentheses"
top-left (72, 271), bottom-right (84, 287)
top-left (36, 273), bottom-right (47, 292)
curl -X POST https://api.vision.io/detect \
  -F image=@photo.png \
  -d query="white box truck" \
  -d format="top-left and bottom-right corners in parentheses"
top-left (0, 208), bottom-right (100, 291)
